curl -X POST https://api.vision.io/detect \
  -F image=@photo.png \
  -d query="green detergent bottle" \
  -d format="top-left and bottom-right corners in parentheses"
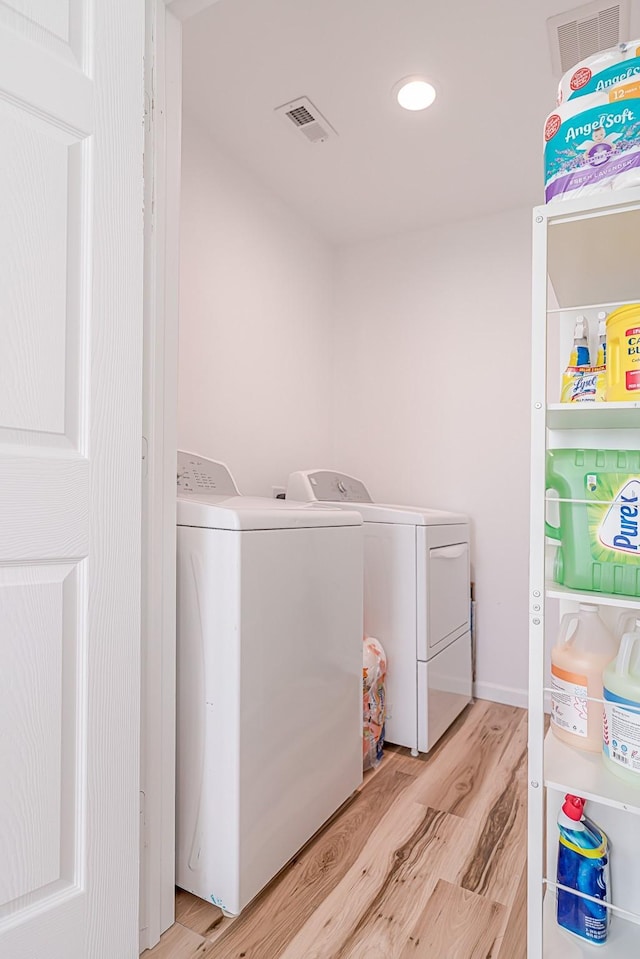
top-left (546, 449), bottom-right (640, 597)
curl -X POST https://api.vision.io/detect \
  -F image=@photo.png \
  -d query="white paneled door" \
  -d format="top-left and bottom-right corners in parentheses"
top-left (0, 2), bottom-right (144, 958)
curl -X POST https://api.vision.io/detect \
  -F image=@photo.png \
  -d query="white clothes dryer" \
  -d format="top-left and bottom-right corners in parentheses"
top-left (176, 453), bottom-right (363, 915)
top-left (287, 469), bottom-right (472, 755)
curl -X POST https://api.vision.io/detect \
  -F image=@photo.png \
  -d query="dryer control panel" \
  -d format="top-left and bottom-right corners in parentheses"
top-left (177, 451), bottom-right (239, 496)
top-left (287, 470), bottom-right (372, 503)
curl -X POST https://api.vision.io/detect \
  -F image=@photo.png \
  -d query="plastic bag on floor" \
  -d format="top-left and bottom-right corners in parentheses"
top-left (363, 636), bottom-right (387, 771)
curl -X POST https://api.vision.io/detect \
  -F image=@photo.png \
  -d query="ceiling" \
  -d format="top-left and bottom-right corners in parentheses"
top-left (182, 0), bottom-right (640, 244)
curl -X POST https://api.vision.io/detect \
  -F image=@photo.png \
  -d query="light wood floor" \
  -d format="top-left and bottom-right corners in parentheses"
top-left (143, 699), bottom-right (527, 959)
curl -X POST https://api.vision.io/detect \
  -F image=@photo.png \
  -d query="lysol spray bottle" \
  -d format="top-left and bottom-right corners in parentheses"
top-left (595, 311), bottom-right (607, 401)
top-left (562, 315), bottom-right (594, 402)
top-left (597, 311), bottom-right (607, 367)
top-left (556, 794), bottom-right (610, 944)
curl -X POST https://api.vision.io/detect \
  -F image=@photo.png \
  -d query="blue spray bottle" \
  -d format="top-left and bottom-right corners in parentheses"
top-left (557, 794), bottom-right (610, 945)
top-left (561, 315), bottom-right (594, 402)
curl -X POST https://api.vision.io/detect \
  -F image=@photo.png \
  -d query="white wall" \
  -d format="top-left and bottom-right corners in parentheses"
top-left (178, 123), bottom-right (533, 704)
top-left (178, 113), bottom-right (335, 495)
top-left (331, 208), bottom-right (532, 706)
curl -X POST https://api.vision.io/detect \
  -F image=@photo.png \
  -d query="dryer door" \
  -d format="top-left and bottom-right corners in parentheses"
top-left (417, 525), bottom-right (470, 660)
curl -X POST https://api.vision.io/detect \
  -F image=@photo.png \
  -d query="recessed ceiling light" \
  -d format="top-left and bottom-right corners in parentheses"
top-left (394, 77), bottom-right (437, 111)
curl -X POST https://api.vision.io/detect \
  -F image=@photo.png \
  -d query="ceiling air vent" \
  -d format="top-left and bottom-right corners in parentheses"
top-left (275, 96), bottom-right (337, 144)
top-left (547, 0), bottom-right (630, 76)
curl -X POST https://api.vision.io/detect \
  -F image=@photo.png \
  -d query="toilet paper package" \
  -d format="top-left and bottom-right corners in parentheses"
top-left (557, 40), bottom-right (640, 104)
top-left (544, 89), bottom-right (640, 203)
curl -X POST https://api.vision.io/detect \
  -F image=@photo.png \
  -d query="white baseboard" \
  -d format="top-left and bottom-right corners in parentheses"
top-left (473, 681), bottom-right (528, 710)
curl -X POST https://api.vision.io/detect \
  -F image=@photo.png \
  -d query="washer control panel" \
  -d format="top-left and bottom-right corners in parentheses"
top-left (177, 451), bottom-right (239, 496)
top-left (287, 470), bottom-right (372, 503)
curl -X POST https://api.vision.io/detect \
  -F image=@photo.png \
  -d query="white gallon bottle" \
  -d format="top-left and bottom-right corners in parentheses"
top-left (550, 604), bottom-right (618, 752)
top-left (603, 619), bottom-right (640, 784)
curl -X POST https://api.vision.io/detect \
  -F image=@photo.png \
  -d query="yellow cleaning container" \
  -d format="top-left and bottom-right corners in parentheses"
top-left (606, 304), bottom-right (640, 400)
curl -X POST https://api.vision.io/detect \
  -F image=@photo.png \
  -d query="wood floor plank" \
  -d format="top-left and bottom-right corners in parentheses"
top-left (207, 758), bottom-right (416, 958)
top-left (381, 702), bottom-right (476, 779)
top-left (175, 889), bottom-right (225, 938)
top-left (277, 803), bottom-right (474, 959)
top-left (494, 862), bottom-right (527, 959)
top-left (408, 700), bottom-right (524, 820)
top-left (455, 712), bottom-right (528, 907)
top-left (383, 701), bottom-right (477, 776)
top-left (397, 878), bottom-right (506, 959)
top-left (166, 702), bottom-right (528, 959)
top-left (142, 922), bottom-right (214, 959)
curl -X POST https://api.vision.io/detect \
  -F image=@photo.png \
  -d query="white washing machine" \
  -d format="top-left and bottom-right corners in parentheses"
top-left (176, 453), bottom-right (363, 915)
top-left (287, 469), bottom-right (472, 755)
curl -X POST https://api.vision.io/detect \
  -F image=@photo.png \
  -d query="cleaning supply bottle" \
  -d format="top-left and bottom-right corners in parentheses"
top-left (550, 604), bottom-right (618, 751)
top-left (561, 315), bottom-right (593, 402)
top-left (556, 795), bottom-right (610, 945)
top-left (571, 315), bottom-right (591, 367)
top-left (594, 311), bottom-right (607, 401)
top-left (603, 618), bottom-right (640, 784)
top-left (545, 448), bottom-right (640, 598)
top-left (597, 311), bottom-right (607, 368)
top-left (606, 303), bottom-right (640, 400)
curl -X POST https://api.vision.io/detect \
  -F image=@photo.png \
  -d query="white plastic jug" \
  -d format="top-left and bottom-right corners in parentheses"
top-left (603, 619), bottom-right (640, 784)
top-left (550, 604), bottom-right (618, 752)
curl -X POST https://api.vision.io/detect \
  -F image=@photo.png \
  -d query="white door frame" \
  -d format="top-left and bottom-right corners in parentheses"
top-left (140, 0), bottom-right (225, 951)
top-left (140, 0), bottom-right (182, 951)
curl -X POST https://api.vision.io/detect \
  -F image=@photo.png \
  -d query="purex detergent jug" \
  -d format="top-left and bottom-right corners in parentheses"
top-left (546, 449), bottom-right (640, 597)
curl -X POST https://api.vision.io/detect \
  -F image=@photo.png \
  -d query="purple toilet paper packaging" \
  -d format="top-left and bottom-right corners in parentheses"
top-left (544, 87), bottom-right (640, 203)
